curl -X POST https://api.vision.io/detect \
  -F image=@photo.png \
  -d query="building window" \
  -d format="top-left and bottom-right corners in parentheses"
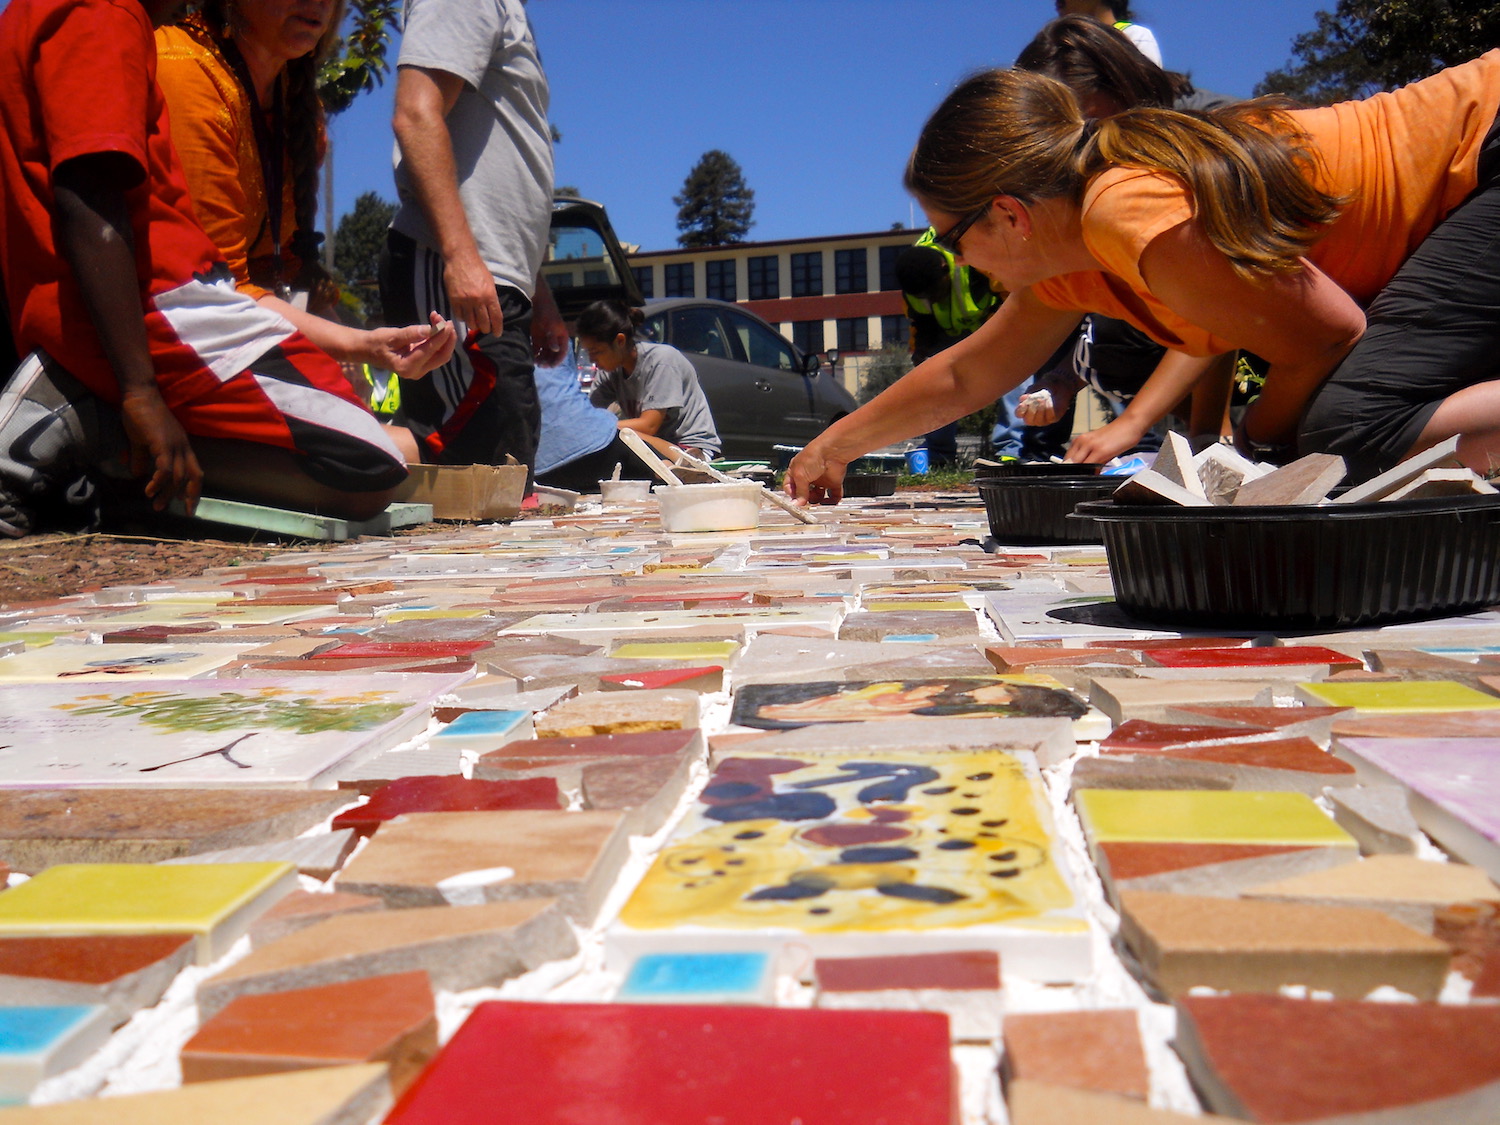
top-left (791, 320), bottom-right (824, 354)
top-left (664, 262), bottom-right (694, 298)
top-left (747, 255), bottom-right (779, 300)
top-left (881, 314), bottom-right (909, 348)
top-left (631, 266), bottom-right (653, 298)
top-left (836, 317), bottom-right (869, 352)
top-left (584, 269), bottom-right (610, 286)
top-left (790, 252), bottom-right (822, 298)
top-left (879, 245), bottom-right (903, 292)
top-left (835, 249), bottom-right (867, 295)
top-left (705, 259), bottom-right (736, 302)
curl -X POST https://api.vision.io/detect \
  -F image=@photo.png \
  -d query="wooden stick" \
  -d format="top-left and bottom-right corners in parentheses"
top-left (616, 427), bottom-right (683, 486)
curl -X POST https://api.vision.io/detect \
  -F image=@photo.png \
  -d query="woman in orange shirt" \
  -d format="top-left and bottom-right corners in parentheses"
top-left (788, 51), bottom-right (1500, 498)
top-left (156, 0), bottom-right (454, 460)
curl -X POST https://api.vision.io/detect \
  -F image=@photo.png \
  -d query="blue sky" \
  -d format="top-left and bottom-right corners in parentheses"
top-left (328, 0), bottom-right (1334, 253)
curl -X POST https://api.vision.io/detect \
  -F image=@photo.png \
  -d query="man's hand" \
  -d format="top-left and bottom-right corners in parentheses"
top-left (442, 250), bottom-right (503, 338)
top-left (373, 313), bottom-right (458, 379)
top-left (785, 443), bottom-right (848, 505)
top-left (530, 275), bottom-right (569, 367)
top-left (119, 387), bottom-right (201, 513)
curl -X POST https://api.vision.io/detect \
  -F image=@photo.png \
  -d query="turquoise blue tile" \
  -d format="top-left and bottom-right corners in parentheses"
top-left (619, 952), bottom-right (772, 1003)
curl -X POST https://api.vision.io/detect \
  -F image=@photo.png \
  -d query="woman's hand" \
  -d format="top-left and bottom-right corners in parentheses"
top-left (785, 443), bottom-right (848, 505)
top-left (373, 313), bottom-right (457, 380)
top-left (1065, 415), bottom-right (1147, 464)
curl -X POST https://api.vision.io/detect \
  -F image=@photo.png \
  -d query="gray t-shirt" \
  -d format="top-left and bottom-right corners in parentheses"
top-left (590, 341), bottom-right (721, 457)
top-left (391, 0), bottom-right (553, 298)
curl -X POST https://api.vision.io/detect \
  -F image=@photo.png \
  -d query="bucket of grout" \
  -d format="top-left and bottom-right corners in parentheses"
top-left (656, 482), bottom-right (762, 532)
top-left (598, 479), bottom-right (653, 505)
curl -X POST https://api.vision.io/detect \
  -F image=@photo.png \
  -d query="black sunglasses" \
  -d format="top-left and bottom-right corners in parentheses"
top-left (932, 201), bottom-right (991, 254)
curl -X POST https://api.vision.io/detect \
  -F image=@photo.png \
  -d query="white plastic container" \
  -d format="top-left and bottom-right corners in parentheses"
top-left (598, 478), bottom-right (653, 505)
top-left (656, 482), bottom-right (762, 532)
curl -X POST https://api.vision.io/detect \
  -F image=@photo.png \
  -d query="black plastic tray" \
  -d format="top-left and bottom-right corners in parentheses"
top-left (973, 461), bottom-right (1105, 480)
top-left (978, 476), bottom-right (1122, 545)
top-left (842, 472), bottom-right (899, 498)
top-left (1074, 493), bottom-right (1500, 629)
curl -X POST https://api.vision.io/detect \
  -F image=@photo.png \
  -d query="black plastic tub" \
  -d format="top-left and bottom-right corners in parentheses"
top-left (973, 461), bottom-right (1105, 480)
top-left (978, 476), bottom-right (1123, 545)
top-left (842, 472), bottom-right (898, 497)
top-left (1074, 493), bottom-right (1500, 630)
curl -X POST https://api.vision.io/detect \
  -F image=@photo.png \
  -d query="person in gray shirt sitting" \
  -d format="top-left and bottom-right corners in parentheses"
top-left (578, 300), bottom-right (721, 461)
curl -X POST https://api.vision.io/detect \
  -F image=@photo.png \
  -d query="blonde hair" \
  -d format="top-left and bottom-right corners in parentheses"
top-left (905, 68), bottom-right (1346, 280)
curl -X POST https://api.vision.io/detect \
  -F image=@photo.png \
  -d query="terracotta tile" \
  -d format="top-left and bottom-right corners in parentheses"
top-left (579, 753), bottom-right (695, 836)
top-left (1331, 710), bottom-right (1500, 738)
top-left (247, 890), bottom-right (384, 949)
top-left (335, 810), bottom-right (629, 921)
top-left (384, 1001), bottom-right (954, 1125)
top-left (1100, 719), bottom-right (1276, 751)
top-left (812, 950), bottom-right (1002, 1043)
top-left (0, 934), bottom-right (192, 1024)
top-left (0, 789), bottom-right (354, 873)
top-left (1005, 1079), bottom-right (1240, 1125)
top-left (1093, 841), bottom-right (1355, 905)
top-left (1242, 855), bottom-right (1499, 932)
top-left (1118, 890), bottom-right (1450, 999)
top-left (1163, 705), bottom-right (1349, 744)
top-left (598, 665), bottom-right (724, 692)
top-left (0, 1063), bottom-right (391, 1124)
top-left (986, 647), bottom-right (1141, 672)
top-left (1143, 646), bottom-right (1361, 672)
top-left (182, 970), bottom-right (436, 1095)
top-left (1089, 679), bottom-right (1274, 724)
top-left (1002, 1009), bottom-right (1148, 1100)
top-left (197, 900), bottom-right (572, 1020)
top-left (332, 776), bottom-right (560, 837)
top-left (1102, 737), bottom-right (1356, 795)
top-left (1175, 993), bottom-right (1500, 1121)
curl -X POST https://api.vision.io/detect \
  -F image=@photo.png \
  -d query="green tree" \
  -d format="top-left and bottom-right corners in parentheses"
top-left (318, 0), bottom-right (401, 115)
top-left (674, 150), bottom-right (756, 248)
top-left (1258, 0), bottom-right (1500, 103)
top-left (334, 191), bottom-right (397, 321)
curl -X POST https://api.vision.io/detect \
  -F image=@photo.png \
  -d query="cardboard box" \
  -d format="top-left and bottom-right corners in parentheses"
top-left (393, 459), bottom-right (527, 521)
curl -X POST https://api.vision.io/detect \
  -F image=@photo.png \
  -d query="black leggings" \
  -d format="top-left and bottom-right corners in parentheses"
top-left (1299, 112), bottom-right (1500, 480)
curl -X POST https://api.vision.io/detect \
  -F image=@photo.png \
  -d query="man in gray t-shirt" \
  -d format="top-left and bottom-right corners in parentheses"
top-left (379, 0), bottom-right (567, 481)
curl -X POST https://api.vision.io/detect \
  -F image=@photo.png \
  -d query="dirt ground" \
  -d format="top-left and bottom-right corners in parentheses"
top-left (0, 531), bottom-right (284, 606)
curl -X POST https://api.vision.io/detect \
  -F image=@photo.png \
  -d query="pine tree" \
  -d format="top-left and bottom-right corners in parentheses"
top-left (333, 191), bottom-right (397, 320)
top-left (674, 150), bottom-right (756, 248)
top-left (1257, 0), bottom-right (1500, 103)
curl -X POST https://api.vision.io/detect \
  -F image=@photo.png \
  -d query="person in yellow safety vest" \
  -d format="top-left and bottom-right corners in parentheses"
top-left (897, 229), bottom-right (998, 363)
top-left (1052, 0), bottom-right (1162, 65)
top-left (361, 363), bottom-right (402, 416)
top-left (895, 231), bottom-right (1006, 466)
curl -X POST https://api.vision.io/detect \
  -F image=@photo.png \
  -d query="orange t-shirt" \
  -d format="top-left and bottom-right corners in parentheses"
top-left (154, 23), bottom-right (302, 301)
top-left (1033, 49), bottom-right (1500, 356)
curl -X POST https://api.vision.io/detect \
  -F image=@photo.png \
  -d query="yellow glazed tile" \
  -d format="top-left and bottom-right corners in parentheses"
top-left (381, 609), bottom-right (489, 622)
top-left (610, 641), bottom-right (740, 662)
top-left (0, 862), bottom-right (296, 962)
top-left (1296, 680), bottom-right (1500, 713)
top-left (1074, 790), bottom-right (1358, 849)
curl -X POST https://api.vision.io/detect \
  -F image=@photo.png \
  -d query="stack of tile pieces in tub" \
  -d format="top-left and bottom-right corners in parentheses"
top-left (0, 479), bottom-right (1496, 1124)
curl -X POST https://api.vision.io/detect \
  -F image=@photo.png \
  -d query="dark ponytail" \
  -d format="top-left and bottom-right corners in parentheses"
top-left (577, 299), bottom-right (645, 343)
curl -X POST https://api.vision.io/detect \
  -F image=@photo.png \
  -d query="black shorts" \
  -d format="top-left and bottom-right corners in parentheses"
top-left (1298, 112), bottom-right (1500, 480)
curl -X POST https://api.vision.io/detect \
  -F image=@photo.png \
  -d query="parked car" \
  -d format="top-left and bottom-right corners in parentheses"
top-left (640, 297), bottom-right (857, 460)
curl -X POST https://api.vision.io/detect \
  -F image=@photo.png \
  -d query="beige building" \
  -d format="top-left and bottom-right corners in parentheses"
top-left (627, 230), bottom-right (920, 367)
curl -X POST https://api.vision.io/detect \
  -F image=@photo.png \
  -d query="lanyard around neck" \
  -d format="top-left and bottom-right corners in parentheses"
top-left (222, 38), bottom-right (288, 296)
